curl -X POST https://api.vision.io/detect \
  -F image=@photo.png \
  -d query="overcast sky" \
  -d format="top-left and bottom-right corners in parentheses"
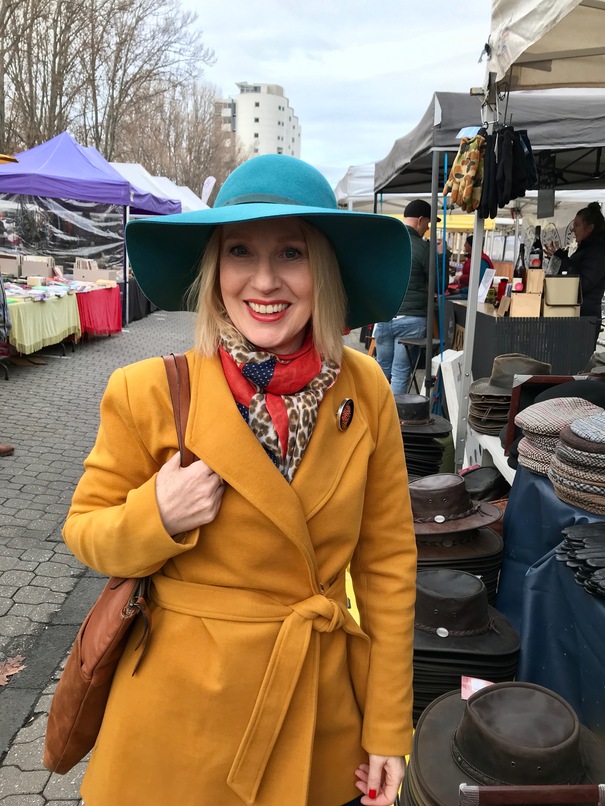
top-left (189, 1), bottom-right (494, 188)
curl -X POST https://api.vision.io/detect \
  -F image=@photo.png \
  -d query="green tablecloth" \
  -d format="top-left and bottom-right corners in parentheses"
top-left (7, 294), bottom-right (81, 354)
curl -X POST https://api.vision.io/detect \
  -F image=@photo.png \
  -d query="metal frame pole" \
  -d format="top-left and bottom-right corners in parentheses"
top-left (424, 148), bottom-right (440, 399)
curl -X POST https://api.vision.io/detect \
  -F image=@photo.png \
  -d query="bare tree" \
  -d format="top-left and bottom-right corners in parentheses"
top-left (75, 0), bottom-right (213, 161)
top-left (0, 0), bottom-right (21, 151)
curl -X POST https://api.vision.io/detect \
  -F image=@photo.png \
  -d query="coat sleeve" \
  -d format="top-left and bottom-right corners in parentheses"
top-left (349, 365), bottom-right (417, 757)
top-left (63, 366), bottom-right (200, 578)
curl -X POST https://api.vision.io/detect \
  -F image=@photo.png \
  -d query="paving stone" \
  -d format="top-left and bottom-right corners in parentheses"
top-left (14, 587), bottom-right (64, 605)
top-left (0, 794), bottom-right (45, 805)
top-left (43, 763), bottom-right (86, 799)
top-left (19, 549), bottom-right (54, 563)
top-left (0, 596), bottom-right (12, 616)
top-left (11, 602), bottom-right (62, 623)
top-left (0, 558), bottom-right (39, 572)
top-left (29, 577), bottom-right (77, 594)
top-left (33, 563), bottom-right (77, 579)
top-left (0, 765), bottom-right (50, 798)
top-left (0, 570), bottom-right (35, 587)
top-left (3, 733), bottom-right (46, 771)
top-left (0, 546), bottom-right (23, 558)
top-left (0, 614), bottom-right (38, 637)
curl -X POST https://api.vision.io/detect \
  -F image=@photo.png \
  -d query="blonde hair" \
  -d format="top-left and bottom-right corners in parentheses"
top-left (186, 218), bottom-right (347, 363)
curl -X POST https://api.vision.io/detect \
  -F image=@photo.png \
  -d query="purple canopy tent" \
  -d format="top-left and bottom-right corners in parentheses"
top-left (0, 132), bottom-right (182, 322)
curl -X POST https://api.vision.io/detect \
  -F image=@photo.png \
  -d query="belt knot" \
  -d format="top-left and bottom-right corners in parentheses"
top-left (291, 594), bottom-right (347, 633)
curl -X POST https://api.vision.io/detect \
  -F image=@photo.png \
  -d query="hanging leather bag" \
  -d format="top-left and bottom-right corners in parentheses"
top-left (43, 353), bottom-right (193, 774)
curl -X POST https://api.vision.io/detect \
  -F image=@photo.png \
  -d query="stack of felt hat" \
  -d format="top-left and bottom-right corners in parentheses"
top-left (409, 474), bottom-right (503, 603)
top-left (514, 397), bottom-right (604, 476)
top-left (550, 412), bottom-right (605, 514)
top-left (469, 353), bottom-right (551, 436)
top-left (395, 394), bottom-right (453, 479)
top-left (412, 569), bottom-right (520, 724)
top-left (556, 522), bottom-right (605, 599)
top-left (403, 681), bottom-right (605, 806)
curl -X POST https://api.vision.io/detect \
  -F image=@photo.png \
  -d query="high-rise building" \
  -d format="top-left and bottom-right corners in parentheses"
top-left (217, 83), bottom-right (301, 159)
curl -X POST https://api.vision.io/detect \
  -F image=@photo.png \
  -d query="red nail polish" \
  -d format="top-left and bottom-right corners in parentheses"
top-left (369, 789), bottom-right (377, 800)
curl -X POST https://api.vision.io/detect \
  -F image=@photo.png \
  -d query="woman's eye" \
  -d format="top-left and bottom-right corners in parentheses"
top-left (229, 245), bottom-right (248, 257)
top-left (283, 247), bottom-right (302, 259)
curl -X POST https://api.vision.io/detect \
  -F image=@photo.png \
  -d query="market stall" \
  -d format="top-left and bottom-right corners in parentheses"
top-left (6, 293), bottom-right (80, 354)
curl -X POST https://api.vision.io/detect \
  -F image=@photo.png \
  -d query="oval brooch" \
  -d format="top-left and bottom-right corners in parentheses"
top-left (337, 398), bottom-right (354, 432)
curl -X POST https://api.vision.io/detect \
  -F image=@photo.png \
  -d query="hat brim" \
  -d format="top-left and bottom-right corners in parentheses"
top-left (400, 415), bottom-right (453, 436)
top-left (469, 378), bottom-right (514, 397)
top-left (414, 607), bottom-right (519, 656)
top-left (416, 525), bottom-right (503, 560)
top-left (414, 501), bottom-right (502, 534)
top-left (125, 205), bottom-right (412, 330)
top-left (410, 689), bottom-right (605, 806)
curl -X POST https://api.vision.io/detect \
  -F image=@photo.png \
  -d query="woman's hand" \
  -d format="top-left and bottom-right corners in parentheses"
top-left (156, 452), bottom-right (225, 536)
top-left (355, 755), bottom-right (406, 805)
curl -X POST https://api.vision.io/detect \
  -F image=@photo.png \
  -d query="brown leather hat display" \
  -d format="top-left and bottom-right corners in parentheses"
top-left (395, 394), bottom-right (453, 436)
top-left (404, 682), bottom-right (605, 806)
top-left (469, 353), bottom-right (552, 398)
top-left (410, 474), bottom-right (501, 535)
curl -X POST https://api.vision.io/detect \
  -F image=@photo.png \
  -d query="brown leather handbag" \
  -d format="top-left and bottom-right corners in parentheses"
top-left (43, 353), bottom-right (192, 774)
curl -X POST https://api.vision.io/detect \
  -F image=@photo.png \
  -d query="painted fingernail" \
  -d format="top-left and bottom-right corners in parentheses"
top-left (369, 789), bottom-right (377, 800)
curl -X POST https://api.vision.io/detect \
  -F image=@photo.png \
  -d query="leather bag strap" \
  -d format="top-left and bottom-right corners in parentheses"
top-left (162, 353), bottom-right (195, 468)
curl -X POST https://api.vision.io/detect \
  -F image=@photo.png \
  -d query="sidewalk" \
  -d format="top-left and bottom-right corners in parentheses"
top-left (0, 311), bottom-right (368, 803)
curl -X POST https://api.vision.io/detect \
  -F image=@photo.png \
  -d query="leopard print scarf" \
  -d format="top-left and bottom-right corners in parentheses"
top-left (219, 331), bottom-right (340, 482)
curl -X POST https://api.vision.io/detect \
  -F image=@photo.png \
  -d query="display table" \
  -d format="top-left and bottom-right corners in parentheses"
top-left (448, 300), bottom-right (600, 379)
top-left (7, 294), bottom-right (81, 354)
top-left (518, 548), bottom-right (605, 739)
top-left (75, 285), bottom-right (122, 336)
top-left (496, 466), bottom-right (604, 632)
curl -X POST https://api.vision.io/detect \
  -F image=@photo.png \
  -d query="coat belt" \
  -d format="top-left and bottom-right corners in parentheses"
top-left (150, 573), bottom-right (369, 805)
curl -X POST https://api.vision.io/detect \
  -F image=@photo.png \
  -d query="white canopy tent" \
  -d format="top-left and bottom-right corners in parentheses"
top-left (488, 0), bottom-right (605, 90)
top-left (111, 162), bottom-right (207, 212)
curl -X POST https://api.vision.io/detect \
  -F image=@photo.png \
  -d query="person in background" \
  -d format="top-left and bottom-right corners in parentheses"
top-left (546, 202), bottom-right (605, 327)
top-left (456, 235), bottom-right (494, 296)
top-left (62, 155), bottom-right (417, 806)
top-left (373, 199), bottom-right (444, 394)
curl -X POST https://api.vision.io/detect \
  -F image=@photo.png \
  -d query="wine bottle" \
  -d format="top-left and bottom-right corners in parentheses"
top-left (528, 226), bottom-right (544, 269)
top-left (512, 244), bottom-right (526, 292)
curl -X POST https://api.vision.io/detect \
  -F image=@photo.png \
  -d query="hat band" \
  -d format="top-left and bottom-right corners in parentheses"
top-left (415, 617), bottom-right (494, 637)
top-left (400, 417), bottom-right (434, 427)
top-left (414, 505), bottom-right (480, 524)
top-left (220, 193), bottom-right (305, 207)
top-left (450, 736), bottom-right (585, 787)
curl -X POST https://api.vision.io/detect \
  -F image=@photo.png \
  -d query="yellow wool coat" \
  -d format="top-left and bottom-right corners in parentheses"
top-left (63, 346), bottom-right (417, 806)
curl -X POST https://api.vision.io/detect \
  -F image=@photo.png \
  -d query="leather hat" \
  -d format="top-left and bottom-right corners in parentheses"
top-left (410, 474), bottom-right (501, 534)
top-left (395, 394), bottom-right (453, 436)
top-left (470, 353), bottom-right (552, 398)
top-left (408, 682), bottom-right (605, 806)
top-left (414, 569), bottom-right (519, 656)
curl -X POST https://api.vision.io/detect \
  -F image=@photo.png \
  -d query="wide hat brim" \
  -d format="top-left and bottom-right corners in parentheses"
top-left (469, 378), bottom-right (514, 398)
top-left (410, 689), bottom-right (605, 806)
top-left (125, 205), bottom-right (412, 329)
top-left (400, 415), bottom-right (453, 436)
top-left (413, 606), bottom-right (519, 656)
top-left (414, 501), bottom-right (502, 534)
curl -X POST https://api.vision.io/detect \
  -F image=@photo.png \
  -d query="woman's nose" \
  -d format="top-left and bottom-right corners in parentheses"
top-left (251, 257), bottom-right (280, 290)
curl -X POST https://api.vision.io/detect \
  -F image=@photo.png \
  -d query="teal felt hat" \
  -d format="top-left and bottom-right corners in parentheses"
top-left (125, 154), bottom-right (411, 328)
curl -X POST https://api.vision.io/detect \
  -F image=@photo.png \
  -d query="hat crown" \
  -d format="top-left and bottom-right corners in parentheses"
top-left (453, 683), bottom-right (584, 786)
top-left (395, 394), bottom-right (431, 423)
top-left (214, 154), bottom-right (337, 211)
top-left (415, 569), bottom-right (491, 634)
top-left (410, 474), bottom-right (475, 522)
top-left (489, 353), bottom-right (552, 391)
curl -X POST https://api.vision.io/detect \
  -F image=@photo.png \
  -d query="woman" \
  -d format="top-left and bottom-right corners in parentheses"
top-left (62, 155), bottom-right (417, 806)
top-left (547, 201), bottom-right (605, 321)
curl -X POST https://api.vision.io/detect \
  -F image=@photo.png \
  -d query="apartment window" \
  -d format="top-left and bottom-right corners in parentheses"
top-left (254, 117), bottom-right (259, 122)
top-left (254, 147), bottom-right (259, 153)
top-left (277, 147), bottom-right (283, 154)
top-left (254, 132), bottom-right (259, 138)
top-left (255, 101), bottom-right (259, 107)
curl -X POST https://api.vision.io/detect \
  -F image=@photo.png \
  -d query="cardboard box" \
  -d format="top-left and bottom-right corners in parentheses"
top-left (542, 275), bottom-right (582, 317)
top-left (72, 267), bottom-right (118, 282)
top-left (542, 303), bottom-right (581, 317)
top-left (21, 256), bottom-right (55, 277)
top-left (509, 292), bottom-right (542, 318)
top-left (525, 269), bottom-right (545, 295)
top-left (544, 275), bottom-right (580, 305)
top-left (0, 253), bottom-right (22, 277)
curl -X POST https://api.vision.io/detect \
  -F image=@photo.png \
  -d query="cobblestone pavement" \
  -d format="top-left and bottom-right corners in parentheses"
top-left (0, 312), bottom-right (367, 804)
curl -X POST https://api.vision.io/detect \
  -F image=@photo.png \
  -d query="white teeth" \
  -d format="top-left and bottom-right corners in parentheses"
top-left (248, 302), bottom-right (289, 314)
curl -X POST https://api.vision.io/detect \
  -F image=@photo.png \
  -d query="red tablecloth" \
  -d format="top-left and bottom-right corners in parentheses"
top-left (76, 286), bottom-right (122, 336)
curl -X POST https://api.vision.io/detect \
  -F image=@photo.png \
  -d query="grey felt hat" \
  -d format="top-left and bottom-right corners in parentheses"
top-left (470, 353), bottom-right (552, 398)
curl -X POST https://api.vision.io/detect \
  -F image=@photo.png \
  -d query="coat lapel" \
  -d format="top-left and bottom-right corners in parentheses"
top-left (185, 353), bottom-right (319, 575)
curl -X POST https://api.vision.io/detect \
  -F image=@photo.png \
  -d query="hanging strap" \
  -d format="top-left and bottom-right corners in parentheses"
top-left (162, 353), bottom-right (195, 467)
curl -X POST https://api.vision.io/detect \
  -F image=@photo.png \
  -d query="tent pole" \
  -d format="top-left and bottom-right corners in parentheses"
top-left (424, 148), bottom-right (440, 400)
top-left (123, 206), bottom-right (130, 326)
top-left (454, 77), bottom-right (499, 470)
